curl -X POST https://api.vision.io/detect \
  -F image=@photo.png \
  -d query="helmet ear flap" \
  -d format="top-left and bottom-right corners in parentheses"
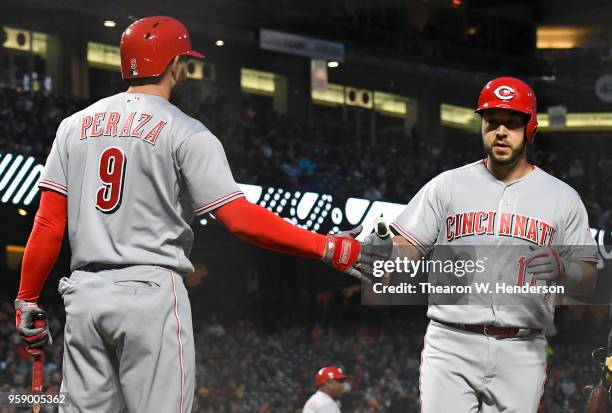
top-left (120, 16), bottom-right (204, 80)
top-left (527, 119), bottom-right (538, 143)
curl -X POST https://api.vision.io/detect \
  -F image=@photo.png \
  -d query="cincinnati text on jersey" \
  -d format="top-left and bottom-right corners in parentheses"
top-left (445, 211), bottom-right (555, 245)
top-left (79, 112), bottom-right (167, 145)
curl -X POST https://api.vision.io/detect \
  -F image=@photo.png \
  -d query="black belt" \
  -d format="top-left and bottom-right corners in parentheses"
top-left (436, 320), bottom-right (542, 338)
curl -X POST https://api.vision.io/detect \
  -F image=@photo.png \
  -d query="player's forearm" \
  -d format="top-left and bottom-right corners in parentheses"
top-left (565, 261), bottom-right (597, 295)
top-left (392, 235), bottom-right (423, 261)
top-left (17, 190), bottom-right (67, 302)
top-left (214, 197), bottom-right (326, 259)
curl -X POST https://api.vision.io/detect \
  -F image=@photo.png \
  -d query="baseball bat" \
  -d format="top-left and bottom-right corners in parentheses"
top-left (28, 319), bottom-right (46, 413)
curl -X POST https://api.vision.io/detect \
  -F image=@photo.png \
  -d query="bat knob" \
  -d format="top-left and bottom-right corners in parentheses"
top-left (373, 217), bottom-right (390, 239)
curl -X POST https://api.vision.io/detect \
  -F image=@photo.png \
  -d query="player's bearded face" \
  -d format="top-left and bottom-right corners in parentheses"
top-left (481, 109), bottom-right (528, 165)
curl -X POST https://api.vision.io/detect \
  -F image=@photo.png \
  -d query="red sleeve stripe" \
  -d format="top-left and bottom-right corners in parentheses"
top-left (193, 191), bottom-right (244, 215)
top-left (390, 222), bottom-right (428, 256)
top-left (38, 179), bottom-right (68, 195)
top-left (39, 179), bottom-right (67, 191)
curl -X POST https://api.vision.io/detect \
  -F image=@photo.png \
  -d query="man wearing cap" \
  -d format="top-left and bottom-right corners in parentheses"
top-left (368, 77), bottom-right (598, 412)
top-left (13, 16), bottom-right (375, 413)
top-left (303, 366), bottom-right (349, 413)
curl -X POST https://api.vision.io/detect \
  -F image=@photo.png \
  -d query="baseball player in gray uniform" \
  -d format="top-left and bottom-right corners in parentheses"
top-left (380, 77), bottom-right (598, 412)
top-left (14, 16), bottom-right (372, 413)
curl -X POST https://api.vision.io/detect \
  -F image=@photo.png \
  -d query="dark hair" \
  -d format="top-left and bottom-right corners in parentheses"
top-left (126, 76), bottom-right (162, 87)
top-left (125, 56), bottom-right (190, 86)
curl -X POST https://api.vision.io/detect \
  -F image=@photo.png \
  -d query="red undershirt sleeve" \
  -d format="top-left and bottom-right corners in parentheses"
top-left (16, 190), bottom-right (68, 302)
top-left (213, 197), bottom-right (327, 259)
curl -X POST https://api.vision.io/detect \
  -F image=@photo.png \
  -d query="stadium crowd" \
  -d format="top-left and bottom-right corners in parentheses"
top-left (0, 294), bottom-right (608, 413)
top-left (1, 86), bottom-right (612, 412)
top-left (1, 87), bottom-right (611, 230)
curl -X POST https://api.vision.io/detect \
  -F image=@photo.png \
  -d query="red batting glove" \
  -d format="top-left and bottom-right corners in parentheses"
top-left (322, 225), bottom-right (374, 283)
top-left (323, 234), bottom-right (361, 272)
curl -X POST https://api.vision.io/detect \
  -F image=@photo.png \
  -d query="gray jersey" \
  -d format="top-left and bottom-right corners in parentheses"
top-left (391, 160), bottom-right (597, 328)
top-left (39, 92), bottom-right (243, 274)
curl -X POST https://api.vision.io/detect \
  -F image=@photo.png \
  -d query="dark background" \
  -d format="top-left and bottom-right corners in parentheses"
top-left (1, 1), bottom-right (612, 411)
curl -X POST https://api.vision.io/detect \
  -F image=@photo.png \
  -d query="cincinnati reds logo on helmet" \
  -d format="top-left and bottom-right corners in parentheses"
top-left (493, 85), bottom-right (515, 101)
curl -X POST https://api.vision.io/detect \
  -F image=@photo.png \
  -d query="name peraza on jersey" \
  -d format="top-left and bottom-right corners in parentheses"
top-left (79, 111), bottom-right (167, 145)
top-left (39, 92), bottom-right (243, 275)
top-left (446, 211), bottom-right (555, 245)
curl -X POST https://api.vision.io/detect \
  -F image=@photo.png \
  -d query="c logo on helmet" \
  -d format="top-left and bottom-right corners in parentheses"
top-left (493, 85), bottom-right (515, 101)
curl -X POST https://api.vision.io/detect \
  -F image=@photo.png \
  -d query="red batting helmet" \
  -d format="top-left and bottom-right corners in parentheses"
top-left (315, 366), bottom-right (348, 386)
top-left (475, 77), bottom-right (538, 143)
top-left (120, 16), bottom-right (204, 80)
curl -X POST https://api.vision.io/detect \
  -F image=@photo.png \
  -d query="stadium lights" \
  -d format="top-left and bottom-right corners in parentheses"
top-left (215, 40), bottom-right (224, 47)
top-left (104, 20), bottom-right (117, 28)
top-left (327, 61), bottom-right (339, 68)
top-left (536, 26), bottom-right (589, 49)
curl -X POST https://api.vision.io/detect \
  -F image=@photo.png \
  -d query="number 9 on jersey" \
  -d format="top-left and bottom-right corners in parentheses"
top-left (96, 147), bottom-right (126, 213)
